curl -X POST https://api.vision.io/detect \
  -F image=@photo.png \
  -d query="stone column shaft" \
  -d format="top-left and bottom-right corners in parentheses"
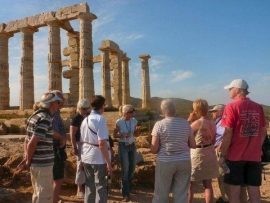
top-left (47, 19), bottom-right (62, 91)
top-left (100, 48), bottom-right (112, 107)
top-left (122, 55), bottom-right (131, 105)
top-left (139, 54), bottom-right (151, 109)
top-left (0, 33), bottom-right (13, 110)
top-left (78, 13), bottom-right (96, 100)
top-left (20, 27), bottom-right (37, 110)
top-left (111, 52), bottom-right (122, 107)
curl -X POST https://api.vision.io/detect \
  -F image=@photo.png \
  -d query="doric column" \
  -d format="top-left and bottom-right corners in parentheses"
top-left (122, 54), bottom-right (131, 105)
top-left (110, 52), bottom-right (122, 107)
top-left (77, 13), bottom-right (97, 100)
top-left (46, 19), bottom-right (62, 92)
top-left (139, 54), bottom-right (151, 109)
top-left (99, 47), bottom-right (112, 107)
top-left (20, 27), bottom-right (38, 110)
top-left (0, 32), bottom-right (13, 110)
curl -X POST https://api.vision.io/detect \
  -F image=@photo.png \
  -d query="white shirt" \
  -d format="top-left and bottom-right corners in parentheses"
top-left (80, 111), bottom-right (111, 164)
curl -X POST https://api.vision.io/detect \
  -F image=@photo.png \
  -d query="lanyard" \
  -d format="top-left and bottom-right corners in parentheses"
top-left (124, 120), bottom-right (131, 133)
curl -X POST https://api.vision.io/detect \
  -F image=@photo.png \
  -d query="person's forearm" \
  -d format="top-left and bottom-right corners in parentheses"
top-left (26, 136), bottom-right (40, 165)
top-left (220, 128), bottom-right (233, 157)
top-left (70, 126), bottom-right (78, 149)
top-left (99, 140), bottom-right (111, 165)
top-left (53, 131), bottom-right (66, 147)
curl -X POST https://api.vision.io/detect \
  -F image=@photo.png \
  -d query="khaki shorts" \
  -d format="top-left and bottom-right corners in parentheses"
top-left (30, 165), bottom-right (53, 203)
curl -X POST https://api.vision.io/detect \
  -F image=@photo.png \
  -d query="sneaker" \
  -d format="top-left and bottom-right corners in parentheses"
top-left (77, 191), bottom-right (84, 198)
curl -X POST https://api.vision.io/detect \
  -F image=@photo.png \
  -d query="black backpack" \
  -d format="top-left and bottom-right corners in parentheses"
top-left (261, 135), bottom-right (270, 166)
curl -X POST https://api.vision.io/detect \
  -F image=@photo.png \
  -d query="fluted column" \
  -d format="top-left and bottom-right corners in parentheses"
top-left (99, 47), bottom-right (112, 107)
top-left (46, 19), bottom-right (62, 91)
top-left (122, 54), bottom-right (131, 105)
top-left (139, 54), bottom-right (151, 109)
top-left (20, 27), bottom-right (37, 110)
top-left (0, 32), bottom-right (13, 110)
top-left (77, 13), bottom-right (97, 100)
top-left (111, 52), bottom-right (122, 107)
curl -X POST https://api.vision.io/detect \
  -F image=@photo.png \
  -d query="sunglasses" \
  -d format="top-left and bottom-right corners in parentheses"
top-left (82, 108), bottom-right (89, 110)
top-left (127, 111), bottom-right (134, 113)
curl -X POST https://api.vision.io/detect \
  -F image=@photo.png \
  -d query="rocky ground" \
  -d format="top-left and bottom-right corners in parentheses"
top-left (0, 134), bottom-right (270, 203)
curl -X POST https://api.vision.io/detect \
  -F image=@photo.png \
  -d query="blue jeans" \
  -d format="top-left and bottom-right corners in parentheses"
top-left (83, 163), bottom-right (107, 203)
top-left (118, 142), bottom-right (136, 198)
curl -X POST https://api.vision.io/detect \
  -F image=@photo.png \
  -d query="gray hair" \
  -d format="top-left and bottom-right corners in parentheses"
top-left (39, 93), bottom-right (53, 109)
top-left (77, 99), bottom-right (90, 111)
top-left (119, 104), bottom-right (134, 116)
top-left (160, 99), bottom-right (176, 117)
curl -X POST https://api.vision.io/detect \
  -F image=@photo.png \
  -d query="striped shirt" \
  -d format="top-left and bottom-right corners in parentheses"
top-left (26, 108), bottom-right (54, 167)
top-left (151, 117), bottom-right (193, 162)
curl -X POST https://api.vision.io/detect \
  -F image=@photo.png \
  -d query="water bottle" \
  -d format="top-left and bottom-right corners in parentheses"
top-left (221, 162), bottom-right (230, 174)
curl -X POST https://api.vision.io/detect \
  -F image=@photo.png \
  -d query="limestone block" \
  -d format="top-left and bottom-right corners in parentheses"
top-left (101, 40), bottom-right (120, 52)
top-left (93, 55), bottom-right (101, 63)
top-left (62, 59), bottom-right (69, 67)
top-left (70, 53), bottom-right (79, 61)
top-left (4, 18), bottom-right (27, 33)
top-left (0, 23), bottom-right (6, 32)
top-left (63, 69), bottom-right (78, 79)
top-left (27, 12), bottom-right (55, 27)
top-left (56, 2), bottom-right (90, 21)
top-left (69, 61), bottom-right (79, 68)
top-left (63, 47), bottom-right (70, 56)
top-left (68, 38), bottom-right (78, 46)
top-left (68, 47), bottom-right (79, 54)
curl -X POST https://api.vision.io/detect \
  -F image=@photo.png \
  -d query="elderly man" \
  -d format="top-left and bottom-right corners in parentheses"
top-left (218, 79), bottom-right (267, 203)
top-left (18, 92), bottom-right (63, 203)
top-left (51, 90), bottom-right (67, 203)
top-left (209, 104), bottom-right (229, 203)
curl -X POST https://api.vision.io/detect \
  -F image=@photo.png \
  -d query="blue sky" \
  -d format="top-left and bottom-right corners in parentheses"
top-left (1, 0), bottom-right (270, 106)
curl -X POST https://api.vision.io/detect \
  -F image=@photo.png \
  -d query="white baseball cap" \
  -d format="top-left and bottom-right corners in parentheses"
top-left (209, 104), bottom-right (225, 112)
top-left (40, 93), bottom-right (63, 104)
top-left (224, 79), bottom-right (248, 90)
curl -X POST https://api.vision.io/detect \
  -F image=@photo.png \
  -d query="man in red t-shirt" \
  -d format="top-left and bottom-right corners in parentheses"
top-left (218, 79), bottom-right (267, 203)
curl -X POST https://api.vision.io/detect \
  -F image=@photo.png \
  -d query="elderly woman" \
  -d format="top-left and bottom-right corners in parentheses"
top-left (113, 105), bottom-right (140, 202)
top-left (70, 99), bottom-right (90, 198)
top-left (151, 99), bottom-right (196, 203)
top-left (187, 99), bottom-right (219, 203)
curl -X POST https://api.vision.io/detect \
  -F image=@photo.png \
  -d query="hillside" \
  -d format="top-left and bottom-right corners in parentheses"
top-left (131, 97), bottom-right (270, 120)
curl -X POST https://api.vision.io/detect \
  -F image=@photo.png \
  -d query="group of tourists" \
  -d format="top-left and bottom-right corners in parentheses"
top-left (150, 78), bottom-right (267, 203)
top-left (17, 78), bottom-right (267, 203)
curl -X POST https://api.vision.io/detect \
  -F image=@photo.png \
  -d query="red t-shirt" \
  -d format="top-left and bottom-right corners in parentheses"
top-left (221, 97), bottom-right (266, 161)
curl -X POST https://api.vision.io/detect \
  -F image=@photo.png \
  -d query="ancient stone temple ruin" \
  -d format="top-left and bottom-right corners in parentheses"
top-left (0, 2), bottom-right (151, 110)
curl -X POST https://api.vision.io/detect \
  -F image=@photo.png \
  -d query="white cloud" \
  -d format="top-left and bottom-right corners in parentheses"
top-left (170, 70), bottom-right (193, 83)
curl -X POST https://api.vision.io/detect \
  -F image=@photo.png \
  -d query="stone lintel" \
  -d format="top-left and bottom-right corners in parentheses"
top-left (101, 40), bottom-right (120, 53)
top-left (93, 55), bottom-right (101, 63)
top-left (139, 54), bottom-right (151, 60)
top-left (4, 12), bottom-right (55, 33)
top-left (67, 31), bottom-right (79, 37)
top-left (98, 46), bottom-right (110, 52)
top-left (19, 25), bottom-right (38, 33)
top-left (56, 2), bottom-right (90, 21)
top-left (45, 17), bottom-right (74, 32)
top-left (122, 56), bottom-right (131, 62)
top-left (0, 31), bottom-right (14, 38)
